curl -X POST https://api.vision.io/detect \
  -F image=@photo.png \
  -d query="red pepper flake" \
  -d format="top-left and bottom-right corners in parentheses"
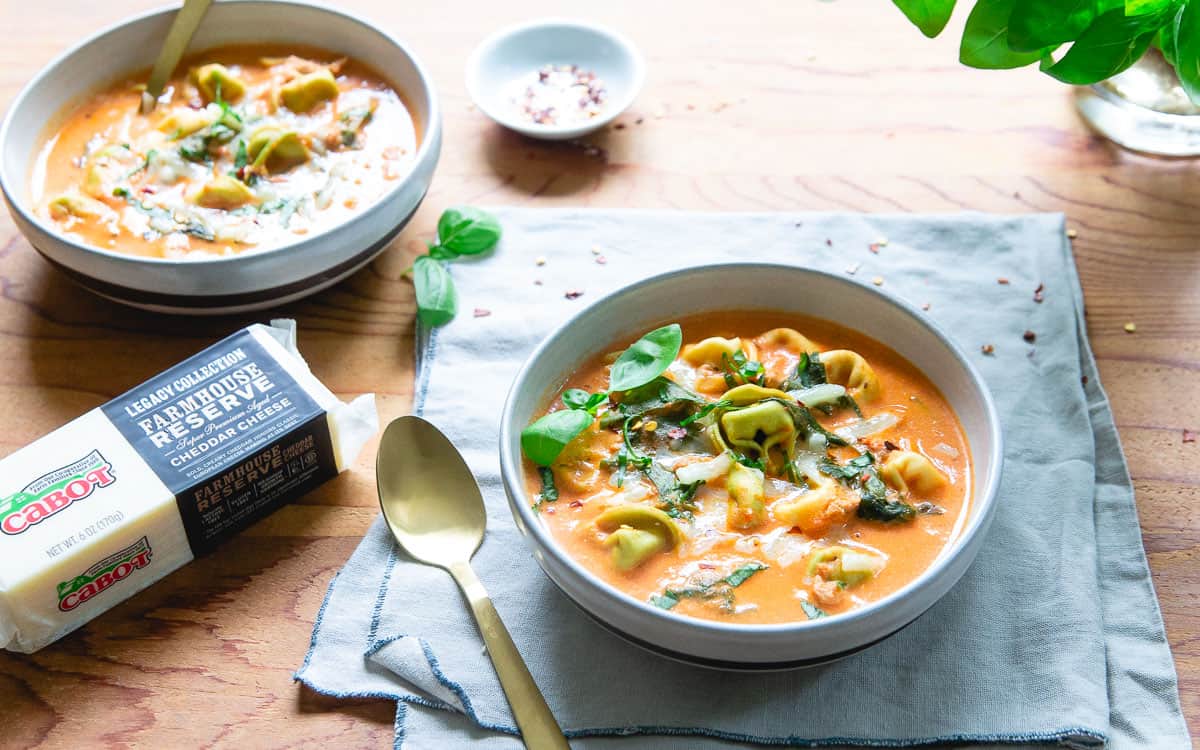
top-left (1081, 375), bottom-right (1089, 385)
top-left (635, 117), bottom-right (644, 125)
top-left (667, 426), bottom-right (687, 440)
top-left (1034, 283), bottom-right (1045, 304)
top-left (981, 344), bottom-right (995, 355)
top-left (825, 238), bottom-right (833, 247)
top-left (1023, 330), bottom-right (1036, 343)
top-left (569, 500), bottom-right (584, 508)
top-left (614, 123), bottom-right (626, 130)
top-left (1184, 429), bottom-right (1196, 443)
top-left (884, 440), bottom-right (899, 452)
top-left (921, 302), bottom-right (931, 311)
top-left (698, 563), bottom-right (716, 570)
top-left (473, 308), bottom-right (491, 318)
top-left (533, 279), bottom-right (543, 286)
top-left (997, 277), bottom-right (1010, 285)
top-left (565, 289), bottom-right (584, 300)
top-left (595, 255), bottom-right (607, 265)
top-left (868, 242), bottom-right (882, 254)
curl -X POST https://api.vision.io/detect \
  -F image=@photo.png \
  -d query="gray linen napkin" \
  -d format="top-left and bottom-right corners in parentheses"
top-left (294, 210), bottom-right (1188, 749)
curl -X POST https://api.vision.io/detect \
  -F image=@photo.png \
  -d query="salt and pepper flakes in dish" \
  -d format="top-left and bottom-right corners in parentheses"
top-left (506, 64), bottom-right (607, 126)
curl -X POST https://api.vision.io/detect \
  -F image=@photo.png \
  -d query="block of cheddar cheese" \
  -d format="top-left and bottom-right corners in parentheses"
top-left (0, 320), bottom-right (377, 652)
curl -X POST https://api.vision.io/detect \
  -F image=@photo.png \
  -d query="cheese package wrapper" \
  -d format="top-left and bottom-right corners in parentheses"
top-left (0, 320), bottom-right (377, 653)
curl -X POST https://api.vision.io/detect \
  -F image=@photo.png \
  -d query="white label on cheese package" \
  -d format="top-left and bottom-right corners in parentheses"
top-left (0, 322), bottom-right (375, 653)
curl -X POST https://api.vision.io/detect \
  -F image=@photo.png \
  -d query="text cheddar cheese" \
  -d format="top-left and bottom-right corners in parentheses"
top-left (0, 321), bottom-right (377, 652)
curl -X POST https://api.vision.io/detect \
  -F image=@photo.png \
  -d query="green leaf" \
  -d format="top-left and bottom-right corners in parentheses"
top-left (521, 409), bottom-right (594, 466)
top-left (1042, 7), bottom-right (1164, 84)
top-left (892, 0), bottom-right (958, 37)
top-left (1173, 0), bottom-right (1200, 101)
top-left (537, 466), bottom-right (558, 505)
top-left (782, 351), bottom-right (827, 391)
top-left (1127, 0), bottom-right (1172, 15)
top-left (413, 256), bottom-right (457, 327)
top-left (960, 0), bottom-right (1051, 68)
top-left (800, 600), bottom-right (828, 620)
top-left (562, 389), bottom-right (591, 410)
top-left (1009, 0), bottom-right (1109, 52)
top-left (436, 206), bottom-right (502, 256)
top-left (233, 140), bottom-right (248, 171)
top-left (609, 324), bottom-right (683, 392)
top-left (723, 562), bottom-right (767, 587)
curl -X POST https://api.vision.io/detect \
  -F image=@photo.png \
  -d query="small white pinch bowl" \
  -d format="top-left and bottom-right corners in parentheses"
top-left (499, 263), bottom-right (1004, 670)
top-left (0, 0), bottom-right (441, 315)
top-left (466, 19), bottom-right (645, 141)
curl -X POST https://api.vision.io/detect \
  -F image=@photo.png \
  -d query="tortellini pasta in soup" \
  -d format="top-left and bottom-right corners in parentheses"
top-left (522, 312), bottom-right (972, 625)
top-left (33, 44), bottom-right (419, 260)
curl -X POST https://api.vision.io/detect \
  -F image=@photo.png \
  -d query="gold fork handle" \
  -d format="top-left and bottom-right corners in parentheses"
top-left (449, 561), bottom-right (570, 750)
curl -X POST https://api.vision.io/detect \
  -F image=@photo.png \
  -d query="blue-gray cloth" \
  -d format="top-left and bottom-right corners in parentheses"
top-left (295, 210), bottom-right (1188, 749)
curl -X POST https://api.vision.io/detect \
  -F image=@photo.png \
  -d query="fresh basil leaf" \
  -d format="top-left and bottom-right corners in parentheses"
top-left (1009, 0), bottom-right (1109, 51)
top-left (1156, 21), bottom-right (1179, 66)
top-left (723, 562), bottom-right (767, 587)
top-left (800, 600), bottom-right (827, 620)
top-left (1127, 0), bottom-right (1173, 15)
top-left (562, 388), bottom-right (591, 410)
top-left (892, 0), bottom-right (958, 37)
top-left (1042, 7), bottom-right (1164, 84)
top-left (413, 256), bottom-right (457, 327)
top-left (961, 0), bottom-right (1051, 68)
top-left (650, 593), bottom-right (679, 610)
top-left (428, 243), bottom-right (459, 261)
top-left (584, 392), bottom-right (609, 412)
top-left (537, 466), bottom-right (558, 505)
top-left (609, 324), bottom-right (683, 392)
top-left (1173, 0), bottom-right (1200, 100)
top-left (783, 351), bottom-right (827, 390)
top-left (521, 409), bottom-right (594, 467)
top-left (610, 376), bottom-right (704, 420)
top-left (436, 206), bottom-right (502, 256)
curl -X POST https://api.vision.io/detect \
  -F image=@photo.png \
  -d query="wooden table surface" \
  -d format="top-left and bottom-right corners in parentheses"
top-left (1, 1), bottom-right (1196, 747)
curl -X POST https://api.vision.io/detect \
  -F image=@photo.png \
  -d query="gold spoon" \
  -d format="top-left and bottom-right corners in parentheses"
top-left (139, 0), bottom-right (215, 114)
top-left (376, 416), bottom-right (570, 750)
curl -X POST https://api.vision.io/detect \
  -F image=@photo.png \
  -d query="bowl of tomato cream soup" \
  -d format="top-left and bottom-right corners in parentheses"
top-left (499, 263), bottom-right (1003, 669)
top-left (0, 1), bottom-right (441, 313)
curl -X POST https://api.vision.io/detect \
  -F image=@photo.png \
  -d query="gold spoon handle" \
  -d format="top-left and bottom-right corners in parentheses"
top-left (449, 562), bottom-right (570, 750)
top-left (139, 0), bottom-right (215, 114)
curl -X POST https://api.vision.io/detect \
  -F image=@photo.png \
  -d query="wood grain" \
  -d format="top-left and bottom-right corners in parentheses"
top-left (0, 0), bottom-right (1197, 746)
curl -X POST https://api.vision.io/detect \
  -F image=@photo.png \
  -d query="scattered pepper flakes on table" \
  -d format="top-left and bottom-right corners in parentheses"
top-left (1184, 429), bottom-right (1196, 444)
top-left (1033, 283), bottom-right (1045, 303)
top-left (565, 289), bottom-right (584, 300)
top-left (845, 262), bottom-right (861, 275)
top-left (614, 123), bottom-right (626, 130)
top-left (533, 279), bottom-right (543, 286)
top-left (595, 255), bottom-right (607, 265)
top-left (590, 245), bottom-right (602, 255)
top-left (635, 117), bottom-right (644, 125)
top-left (921, 302), bottom-right (931, 311)
top-left (997, 277), bottom-right (1010, 285)
top-left (473, 308), bottom-right (491, 318)
top-left (1067, 229), bottom-right (1078, 239)
top-left (535, 256), bottom-right (546, 266)
top-left (872, 276), bottom-right (884, 286)
top-left (1124, 322), bottom-right (1137, 333)
top-left (1023, 330), bottom-right (1036, 343)
top-left (868, 243), bottom-right (882, 254)
top-left (981, 344), bottom-right (995, 355)
top-left (825, 238), bottom-right (832, 247)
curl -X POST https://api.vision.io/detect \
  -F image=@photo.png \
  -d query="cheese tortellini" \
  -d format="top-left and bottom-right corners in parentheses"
top-left (879, 450), bottom-right (947, 496)
top-left (595, 505), bottom-right (682, 570)
top-left (820, 349), bottom-right (882, 403)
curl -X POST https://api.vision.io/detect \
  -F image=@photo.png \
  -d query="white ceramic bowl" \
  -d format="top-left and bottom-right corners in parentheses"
top-left (499, 263), bottom-right (1004, 670)
top-left (0, 0), bottom-right (441, 314)
top-left (465, 19), bottom-right (644, 140)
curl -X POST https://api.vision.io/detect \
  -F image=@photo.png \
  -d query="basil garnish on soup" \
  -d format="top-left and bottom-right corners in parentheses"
top-left (520, 314), bottom-right (970, 623)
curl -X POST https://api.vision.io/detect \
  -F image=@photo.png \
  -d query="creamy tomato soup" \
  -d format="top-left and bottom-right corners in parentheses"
top-left (521, 312), bottom-right (971, 625)
top-left (31, 45), bottom-right (419, 259)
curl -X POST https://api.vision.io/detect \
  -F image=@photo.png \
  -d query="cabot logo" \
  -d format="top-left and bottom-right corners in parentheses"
top-left (0, 450), bottom-right (116, 535)
top-left (57, 536), bottom-right (152, 612)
